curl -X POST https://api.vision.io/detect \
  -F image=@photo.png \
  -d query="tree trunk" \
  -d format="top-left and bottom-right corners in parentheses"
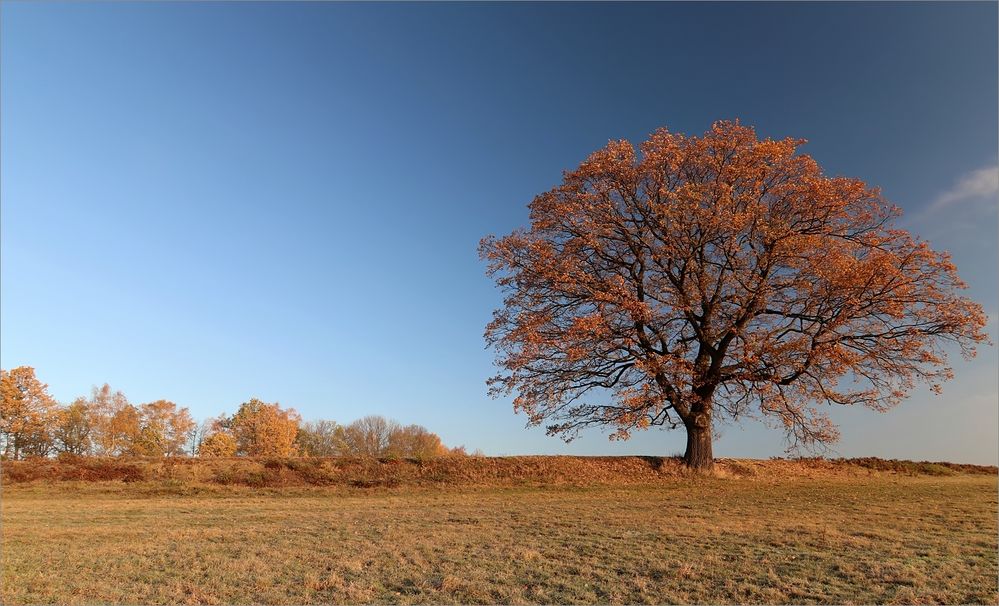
top-left (682, 412), bottom-right (713, 472)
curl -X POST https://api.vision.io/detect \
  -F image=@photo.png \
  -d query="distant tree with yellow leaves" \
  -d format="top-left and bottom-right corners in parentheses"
top-left (338, 415), bottom-right (450, 458)
top-left (1, 367), bottom-right (58, 459)
top-left (387, 424), bottom-right (448, 459)
top-left (134, 400), bottom-right (196, 457)
top-left (53, 398), bottom-right (93, 456)
top-left (226, 398), bottom-right (300, 457)
top-left (86, 384), bottom-right (135, 456)
top-left (197, 431), bottom-right (237, 457)
top-left (295, 419), bottom-right (344, 457)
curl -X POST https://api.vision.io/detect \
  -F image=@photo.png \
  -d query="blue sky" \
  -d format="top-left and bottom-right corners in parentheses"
top-left (2, 2), bottom-right (996, 464)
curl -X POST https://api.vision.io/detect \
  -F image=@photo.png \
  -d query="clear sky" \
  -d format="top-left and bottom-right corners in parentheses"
top-left (2, 2), bottom-right (996, 464)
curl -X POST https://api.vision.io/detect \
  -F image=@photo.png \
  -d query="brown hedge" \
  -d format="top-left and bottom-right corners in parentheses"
top-left (2, 455), bottom-right (994, 488)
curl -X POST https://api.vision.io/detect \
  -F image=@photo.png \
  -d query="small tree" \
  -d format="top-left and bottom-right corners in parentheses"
top-left (164, 405), bottom-right (196, 457)
top-left (342, 415), bottom-right (399, 457)
top-left (133, 401), bottom-right (196, 457)
top-left (295, 420), bottom-right (344, 457)
top-left (481, 121), bottom-right (989, 471)
top-left (228, 398), bottom-right (300, 457)
top-left (87, 384), bottom-right (134, 456)
top-left (53, 398), bottom-right (93, 456)
top-left (198, 432), bottom-right (237, 457)
top-left (107, 405), bottom-right (142, 456)
top-left (386, 424), bottom-right (447, 459)
top-left (1, 367), bottom-right (57, 459)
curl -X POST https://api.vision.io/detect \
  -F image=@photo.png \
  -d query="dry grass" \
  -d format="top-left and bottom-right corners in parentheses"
top-left (2, 454), bottom-right (994, 488)
top-left (2, 460), bottom-right (996, 604)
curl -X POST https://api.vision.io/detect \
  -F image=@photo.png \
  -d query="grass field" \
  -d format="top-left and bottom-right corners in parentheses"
top-left (2, 460), bottom-right (997, 604)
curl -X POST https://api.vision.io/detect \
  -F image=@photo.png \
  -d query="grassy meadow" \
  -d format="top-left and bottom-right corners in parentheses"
top-left (2, 457), bottom-right (997, 605)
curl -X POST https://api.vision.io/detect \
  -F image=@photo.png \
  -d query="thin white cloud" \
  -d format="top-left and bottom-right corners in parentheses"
top-left (927, 164), bottom-right (998, 213)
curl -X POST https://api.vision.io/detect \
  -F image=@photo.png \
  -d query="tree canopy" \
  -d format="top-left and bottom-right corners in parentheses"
top-left (481, 121), bottom-right (989, 470)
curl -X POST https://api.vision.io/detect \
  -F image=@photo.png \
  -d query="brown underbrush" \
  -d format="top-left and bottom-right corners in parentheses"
top-left (1, 455), bottom-right (994, 489)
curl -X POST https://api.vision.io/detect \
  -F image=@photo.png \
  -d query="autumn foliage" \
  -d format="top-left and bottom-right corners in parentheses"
top-left (226, 398), bottom-right (301, 457)
top-left (197, 432), bottom-right (237, 457)
top-left (481, 121), bottom-right (989, 470)
top-left (1, 366), bottom-right (458, 461)
top-left (1, 369), bottom-right (195, 459)
top-left (0, 367), bottom-right (57, 459)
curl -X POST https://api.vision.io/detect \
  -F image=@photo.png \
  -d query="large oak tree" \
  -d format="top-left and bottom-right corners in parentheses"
top-left (481, 121), bottom-right (989, 471)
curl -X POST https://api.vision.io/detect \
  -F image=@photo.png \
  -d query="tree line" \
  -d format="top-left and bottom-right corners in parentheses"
top-left (1, 367), bottom-right (466, 460)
